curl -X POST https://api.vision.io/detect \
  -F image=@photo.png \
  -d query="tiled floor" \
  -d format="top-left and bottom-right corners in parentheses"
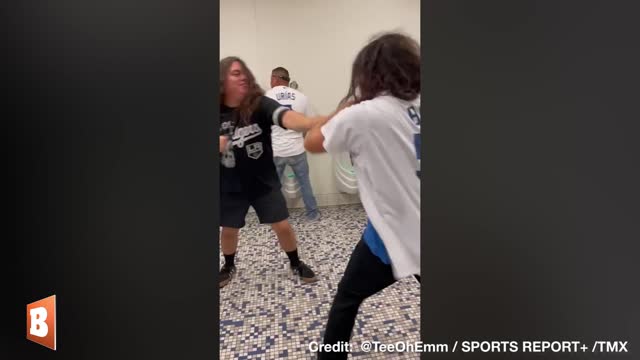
top-left (220, 204), bottom-right (421, 359)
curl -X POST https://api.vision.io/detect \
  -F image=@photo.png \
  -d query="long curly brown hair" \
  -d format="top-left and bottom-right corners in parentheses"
top-left (340, 32), bottom-right (420, 106)
top-left (220, 56), bottom-right (264, 126)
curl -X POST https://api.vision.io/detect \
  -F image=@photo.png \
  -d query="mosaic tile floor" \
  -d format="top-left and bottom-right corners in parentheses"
top-left (220, 204), bottom-right (421, 359)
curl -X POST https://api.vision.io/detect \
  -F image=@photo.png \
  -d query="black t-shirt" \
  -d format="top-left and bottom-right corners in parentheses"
top-left (220, 96), bottom-right (289, 195)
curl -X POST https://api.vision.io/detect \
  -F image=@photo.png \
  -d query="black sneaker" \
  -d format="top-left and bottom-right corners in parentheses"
top-left (219, 264), bottom-right (236, 288)
top-left (292, 262), bottom-right (318, 283)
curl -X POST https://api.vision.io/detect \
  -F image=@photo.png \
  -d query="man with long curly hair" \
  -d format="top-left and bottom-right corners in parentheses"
top-left (305, 32), bottom-right (421, 359)
top-left (219, 57), bottom-right (324, 288)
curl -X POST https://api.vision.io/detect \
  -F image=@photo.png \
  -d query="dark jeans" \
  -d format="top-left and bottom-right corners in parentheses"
top-left (274, 152), bottom-right (319, 219)
top-left (318, 239), bottom-right (398, 360)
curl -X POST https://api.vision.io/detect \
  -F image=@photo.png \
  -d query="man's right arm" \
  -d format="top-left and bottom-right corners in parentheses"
top-left (219, 135), bottom-right (229, 153)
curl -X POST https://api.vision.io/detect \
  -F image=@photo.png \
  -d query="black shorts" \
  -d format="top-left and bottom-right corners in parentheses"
top-left (220, 188), bottom-right (289, 228)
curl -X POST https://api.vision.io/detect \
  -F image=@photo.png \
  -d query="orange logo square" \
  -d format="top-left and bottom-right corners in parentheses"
top-left (26, 295), bottom-right (56, 350)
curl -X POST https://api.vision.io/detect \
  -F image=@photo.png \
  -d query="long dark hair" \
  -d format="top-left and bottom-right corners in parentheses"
top-left (341, 32), bottom-right (420, 106)
top-left (220, 56), bottom-right (264, 125)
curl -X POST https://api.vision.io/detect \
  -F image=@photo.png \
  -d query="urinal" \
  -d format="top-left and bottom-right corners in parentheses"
top-left (281, 165), bottom-right (302, 199)
top-left (334, 152), bottom-right (359, 194)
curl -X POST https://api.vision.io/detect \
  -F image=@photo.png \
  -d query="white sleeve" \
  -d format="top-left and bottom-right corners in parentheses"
top-left (320, 105), bottom-right (362, 154)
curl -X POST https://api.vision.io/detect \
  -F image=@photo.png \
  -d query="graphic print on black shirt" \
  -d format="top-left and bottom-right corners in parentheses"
top-left (220, 96), bottom-right (289, 194)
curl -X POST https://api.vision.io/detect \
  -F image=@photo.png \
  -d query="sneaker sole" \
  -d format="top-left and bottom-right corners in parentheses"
top-left (300, 276), bottom-right (318, 284)
top-left (219, 273), bottom-right (234, 288)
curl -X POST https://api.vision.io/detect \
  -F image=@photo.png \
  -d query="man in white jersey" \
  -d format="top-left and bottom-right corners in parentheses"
top-left (304, 32), bottom-right (421, 360)
top-left (265, 67), bottom-right (320, 221)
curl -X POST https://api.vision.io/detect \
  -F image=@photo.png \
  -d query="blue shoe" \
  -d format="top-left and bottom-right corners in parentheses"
top-left (306, 211), bottom-right (321, 222)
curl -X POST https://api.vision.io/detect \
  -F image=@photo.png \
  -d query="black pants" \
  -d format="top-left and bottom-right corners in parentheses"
top-left (319, 239), bottom-right (397, 360)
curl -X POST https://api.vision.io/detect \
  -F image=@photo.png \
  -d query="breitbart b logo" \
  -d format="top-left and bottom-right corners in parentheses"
top-left (26, 295), bottom-right (56, 350)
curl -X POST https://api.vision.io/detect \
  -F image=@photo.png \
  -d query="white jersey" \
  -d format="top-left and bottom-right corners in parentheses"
top-left (265, 86), bottom-right (312, 157)
top-left (321, 95), bottom-right (421, 279)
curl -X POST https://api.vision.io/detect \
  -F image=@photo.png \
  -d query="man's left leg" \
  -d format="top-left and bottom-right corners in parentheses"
top-left (290, 152), bottom-right (320, 221)
top-left (252, 187), bottom-right (318, 283)
top-left (273, 156), bottom-right (287, 185)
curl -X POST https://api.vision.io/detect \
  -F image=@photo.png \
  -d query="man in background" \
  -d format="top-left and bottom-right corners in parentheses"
top-left (265, 67), bottom-right (321, 221)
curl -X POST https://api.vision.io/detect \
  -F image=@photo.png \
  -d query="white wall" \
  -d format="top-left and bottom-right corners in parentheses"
top-left (220, 0), bottom-right (420, 207)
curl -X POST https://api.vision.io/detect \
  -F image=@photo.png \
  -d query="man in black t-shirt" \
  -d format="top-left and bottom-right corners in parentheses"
top-left (218, 56), bottom-right (326, 288)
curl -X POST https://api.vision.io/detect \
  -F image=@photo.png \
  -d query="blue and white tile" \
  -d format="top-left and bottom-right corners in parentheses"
top-left (220, 204), bottom-right (420, 359)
